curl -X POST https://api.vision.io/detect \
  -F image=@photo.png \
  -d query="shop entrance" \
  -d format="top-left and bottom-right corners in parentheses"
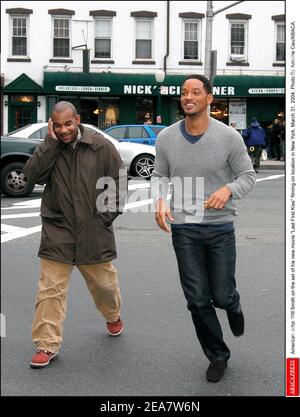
top-left (11, 106), bottom-right (35, 130)
top-left (8, 95), bottom-right (37, 132)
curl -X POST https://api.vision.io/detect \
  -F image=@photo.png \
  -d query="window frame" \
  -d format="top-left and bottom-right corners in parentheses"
top-left (134, 17), bottom-right (154, 60)
top-left (94, 16), bottom-right (113, 59)
top-left (274, 21), bottom-right (285, 63)
top-left (228, 19), bottom-right (248, 62)
top-left (181, 19), bottom-right (201, 61)
top-left (10, 14), bottom-right (30, 58)
top-left (52, 15), bottom-right (71, 59)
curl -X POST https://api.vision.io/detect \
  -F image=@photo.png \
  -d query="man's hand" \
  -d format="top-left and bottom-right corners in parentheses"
top-left (48, 118), bottom-right (58, 140)
top-left (204, 185), bottom-right (233, 210)
top-left (155, 198), bottom-right (174, 233)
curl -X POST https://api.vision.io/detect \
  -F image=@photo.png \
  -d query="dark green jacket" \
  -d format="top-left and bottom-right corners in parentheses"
top-left (24, 125), bottom-right (127, 265)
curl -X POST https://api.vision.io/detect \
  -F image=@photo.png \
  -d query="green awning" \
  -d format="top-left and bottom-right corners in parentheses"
top-left (212, 75), bottom-right (285, 97)
top-left (43, 72), bottom-right (285, 97)
top-left (43, 72), bottom-right (162, 95)
top-left (4, 73), bottom-right (43, 93)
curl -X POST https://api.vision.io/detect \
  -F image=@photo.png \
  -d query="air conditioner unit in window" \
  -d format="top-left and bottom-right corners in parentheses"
top-left (230, 54), bottom-right (245, 62)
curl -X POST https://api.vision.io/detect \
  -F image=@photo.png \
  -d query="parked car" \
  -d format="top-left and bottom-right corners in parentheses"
top-left (6, 123), bottom-right (156, 181)
top-left (105, 124), bottom-right (166, 146)
top-left (1, 135), bottom-right (39, 197)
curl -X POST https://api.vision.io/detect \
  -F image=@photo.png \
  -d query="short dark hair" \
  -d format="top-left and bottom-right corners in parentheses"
top-left (182, 74), bottom-right (212, 95)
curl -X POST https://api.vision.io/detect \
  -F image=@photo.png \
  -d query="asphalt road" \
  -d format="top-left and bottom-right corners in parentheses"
top-left (1, 170), bottom-right (285, 397)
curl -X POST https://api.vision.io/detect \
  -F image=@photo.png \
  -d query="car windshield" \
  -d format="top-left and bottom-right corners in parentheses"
top-left (8, 125), bottom-right (32, 135)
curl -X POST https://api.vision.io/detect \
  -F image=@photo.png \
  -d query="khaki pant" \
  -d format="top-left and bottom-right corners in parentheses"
top-left (32, 258), bottom-right (122, 352)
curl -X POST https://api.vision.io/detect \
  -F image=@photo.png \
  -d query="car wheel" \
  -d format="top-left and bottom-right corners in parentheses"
top-left (1, 162), bottom-right (35, 197)
top-left (130, 154), bottom-right (155, 179)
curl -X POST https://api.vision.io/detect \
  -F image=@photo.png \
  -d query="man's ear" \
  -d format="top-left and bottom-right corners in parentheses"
top-left (207, 94), bottom-right (213, 105)
top-left (76, 115), bottom-right (81, 124)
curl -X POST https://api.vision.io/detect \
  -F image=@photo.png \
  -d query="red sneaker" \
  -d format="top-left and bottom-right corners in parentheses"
top-left (30, 350), bottom-right (59, 368)
top-left (106, 317), bottom-right (123, 337)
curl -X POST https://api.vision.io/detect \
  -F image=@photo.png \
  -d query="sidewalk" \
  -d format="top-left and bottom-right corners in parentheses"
top-left (260, 159), bottom-right (285, 170)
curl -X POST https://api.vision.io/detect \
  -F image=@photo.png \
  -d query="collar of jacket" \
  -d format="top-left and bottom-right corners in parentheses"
top-left (78, 124), bottom-right (105, 151)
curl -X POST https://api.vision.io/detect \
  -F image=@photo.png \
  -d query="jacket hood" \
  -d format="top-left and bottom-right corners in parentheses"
top-left (251, 121), bottom-right (260, 128)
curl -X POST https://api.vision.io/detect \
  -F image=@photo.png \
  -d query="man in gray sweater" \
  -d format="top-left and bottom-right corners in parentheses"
top-left (151, 74), bottom-right (256, 383)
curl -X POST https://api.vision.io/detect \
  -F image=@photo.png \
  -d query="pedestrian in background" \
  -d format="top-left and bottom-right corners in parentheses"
top-left (242, 117), bottom-right (266, 173)
top-left (151, 74), bottom-right (256, 383)
top-left (265, 122), bottom-right (274, 159)
top-left (270, 118), bottom-right (282, 160)
top-left (279, 119), bottom-right (285, 161)
top-left (144, 112), bottom-right (152, 125)
top-left (24, 101), bottom-right (127, 369)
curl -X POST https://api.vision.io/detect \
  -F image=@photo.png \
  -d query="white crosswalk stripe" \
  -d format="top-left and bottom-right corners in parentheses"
top-left (1, 174), bottom-right (284, 243)
top-left (1, 225), bottom-right (42, 243)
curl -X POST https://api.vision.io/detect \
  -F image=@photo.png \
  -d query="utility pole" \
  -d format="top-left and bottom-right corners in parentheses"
top-left (72, 44), bottom-right (90, 73)
top-left (204, 1), bottom-right (245, 82)
top-left (204, 1), bottom-right (214, 81)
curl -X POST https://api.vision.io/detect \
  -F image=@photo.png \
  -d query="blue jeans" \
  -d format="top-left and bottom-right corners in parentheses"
top-left (171, 224), bottom-right (241, 362)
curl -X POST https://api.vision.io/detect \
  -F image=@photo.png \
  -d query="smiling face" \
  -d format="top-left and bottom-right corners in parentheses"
top-left (52, 108), bottom-right (80, 144)
top-left (180, 78), bottom-right (213, 118)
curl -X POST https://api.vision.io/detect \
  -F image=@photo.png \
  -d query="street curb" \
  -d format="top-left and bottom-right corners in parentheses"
top-left (260, 162), bottom-right (285, 170)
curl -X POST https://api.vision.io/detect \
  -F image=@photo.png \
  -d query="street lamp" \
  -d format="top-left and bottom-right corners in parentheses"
top-left (155, 70), bottom-right (165, 125)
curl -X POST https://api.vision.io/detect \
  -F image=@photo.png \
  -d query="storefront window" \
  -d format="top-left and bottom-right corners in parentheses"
top-left (136, 97), bottom-right (154, 124)
top-left (99, 98), bottom-right (120, 130)
top-left (210, 99), bottom-right (229, 124)
top-left (48, 96), bottom-right (120, 130)
top-left (229, 100), bottom-right (247, 130)
top-left (80, 97), bottom-right (99, 126)
top-left (11, 95), bottom-right (35, 103)
top-left (168, 98), bottom-right (185, 124)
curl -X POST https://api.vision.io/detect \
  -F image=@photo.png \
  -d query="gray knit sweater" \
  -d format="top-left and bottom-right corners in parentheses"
top-left (151, 117), bottom-right (256, 224)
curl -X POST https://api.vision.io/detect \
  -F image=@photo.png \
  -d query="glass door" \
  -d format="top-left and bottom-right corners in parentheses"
top-left (10, 105), bottom-right (36, 132)
top-left (8, 95), bottom-right (37, 132)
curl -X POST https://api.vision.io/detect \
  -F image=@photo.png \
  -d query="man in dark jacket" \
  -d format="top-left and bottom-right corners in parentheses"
top-left (24, 101), bottom-right (127, 368)
top-left (271, 118), bottom-right (283, 160)
top-left (242, 117), bottom-right (266, 172)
